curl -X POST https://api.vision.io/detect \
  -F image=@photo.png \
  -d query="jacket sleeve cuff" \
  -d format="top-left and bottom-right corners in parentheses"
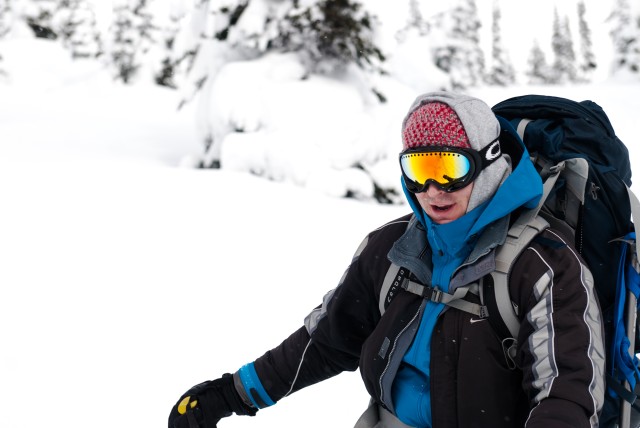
top-left (235, 363), bottom-right (276, 409)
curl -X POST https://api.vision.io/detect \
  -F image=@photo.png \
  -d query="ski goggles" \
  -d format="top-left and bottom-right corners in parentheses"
top-left (399, 138), bottom-right (502, 193)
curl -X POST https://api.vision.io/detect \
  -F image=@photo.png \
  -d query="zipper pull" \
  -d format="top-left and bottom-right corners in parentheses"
top-left (590, 182), bottom-right (600, 200)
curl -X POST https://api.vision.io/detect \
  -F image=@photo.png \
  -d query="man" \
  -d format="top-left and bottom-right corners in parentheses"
top-left (168, 92), bottom-right (605, 428)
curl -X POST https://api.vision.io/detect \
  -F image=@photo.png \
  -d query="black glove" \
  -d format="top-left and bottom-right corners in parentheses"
top-left (168, 373), bottom-right (256, 428)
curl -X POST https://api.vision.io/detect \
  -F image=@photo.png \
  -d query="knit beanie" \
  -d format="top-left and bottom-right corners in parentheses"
top-left (401, 91), bottom-right (511, 212)
top-left (402, 102), bottom-right (471, 149)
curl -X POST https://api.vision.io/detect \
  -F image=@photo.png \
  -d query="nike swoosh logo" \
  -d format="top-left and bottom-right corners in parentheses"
top-left (470, 318), bottom-right (487, 324)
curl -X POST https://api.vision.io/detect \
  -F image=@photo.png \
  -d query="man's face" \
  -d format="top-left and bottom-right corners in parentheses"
top-left (415, 182), bottom-right (474, 224)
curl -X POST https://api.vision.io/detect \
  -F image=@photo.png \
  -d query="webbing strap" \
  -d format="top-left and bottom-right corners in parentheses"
top-left (380, 264), bottom-right (401, 315)
top-left (616, 187), bottom-right (640, 426)
top-left (627, 186), bottom-right (640, 260)
top-left (495, 216), bottom-right (550, 274)
top-left (612, 233), bottom-right (640, 428)
top-left (489, 164), bottom-right (561, 339)
top-left (608, 373), bottom-right (639, 405)
top-left (515, 118), bottom-right (533, 141)
top-left (401, 279), bottom-right (488, 318)
top-left (492, 216), bottom-right (549, 338)
top-left (509, 160), bottom-right (563, 235)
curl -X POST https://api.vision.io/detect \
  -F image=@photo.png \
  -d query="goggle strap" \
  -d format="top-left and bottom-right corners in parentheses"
top-left (477, 138), bottom-right (502, 169)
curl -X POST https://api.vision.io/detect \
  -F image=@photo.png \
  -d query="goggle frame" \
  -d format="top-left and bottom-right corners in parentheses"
top-left (399, 138), bottom-right (501, 193)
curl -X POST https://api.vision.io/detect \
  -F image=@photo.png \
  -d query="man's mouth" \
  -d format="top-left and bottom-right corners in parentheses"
top-left (432, 204), bottom-right (454, 212)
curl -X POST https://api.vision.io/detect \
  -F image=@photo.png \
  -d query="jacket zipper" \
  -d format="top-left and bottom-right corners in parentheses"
top-left (378, 302), bottom-right (424, 408)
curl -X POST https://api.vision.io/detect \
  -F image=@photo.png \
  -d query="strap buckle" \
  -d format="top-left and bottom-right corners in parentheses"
top-left (479, 305), bottom-right (489, 319)
top-left (547, 163), bottom-right (565, 176)
top-left (421, 286), bottom-right (443, 303)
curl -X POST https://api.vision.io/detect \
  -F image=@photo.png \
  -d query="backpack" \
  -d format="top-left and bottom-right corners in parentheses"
top-left (492, 95), bottom-right (640, 428)
top-left (381, 95), bottom-right (640, 427)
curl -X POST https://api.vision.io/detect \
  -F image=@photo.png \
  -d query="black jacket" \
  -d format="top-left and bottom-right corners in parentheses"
top-left (245, 212), bottom-right (605, 428)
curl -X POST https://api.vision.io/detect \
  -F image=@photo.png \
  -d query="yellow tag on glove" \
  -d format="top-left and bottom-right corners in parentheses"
top-left (177, 396), bottom-right (198, 415)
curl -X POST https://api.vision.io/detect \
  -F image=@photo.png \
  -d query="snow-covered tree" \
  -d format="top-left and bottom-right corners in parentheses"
top-left (403, 0), bottom-right (429, 35)
top-left (550, 7), bottom-right (577, 83)
top-left (53, 0), bottom-right (103, 58)
top-left (20, 0), bottom-right (102, 58)
top-left (0, 0), bottom-right (10, 79)
top-left (170, 0), bottom-right (231, 108)
top-left (154, 6), bottom-right (186, 88)
top-left (431, 0), bottom-right (485, 89)
top-left (271, 0), bottom-right (385, 75)
top-left (23, 0), bottom-right (58, 39)
top-left (0, 0), bottom-right (11, 37)
top-left (110, 4), bottom-right (137, 83)
top-left (109, 0), bottom-right (159, 84)
top-left (487, 0), bottom-right (515, 86)
top-left (526, 39), bottom-right (553, 84)
top-left (170, 0), bottom-right (384, 80)
top-left (609, 0), bottom-right (640, 75)
top-left (576, 0), bottom-right (596, 81)
top-left (167, 0), bottom-right (388, 162)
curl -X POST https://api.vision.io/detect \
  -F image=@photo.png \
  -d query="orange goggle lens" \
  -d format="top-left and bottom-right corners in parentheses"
top-left (400, 151), bottom-right (472, 188)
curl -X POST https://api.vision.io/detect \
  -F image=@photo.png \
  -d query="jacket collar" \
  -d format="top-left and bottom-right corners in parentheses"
top-left (387, 213), bottom-right (510, 289)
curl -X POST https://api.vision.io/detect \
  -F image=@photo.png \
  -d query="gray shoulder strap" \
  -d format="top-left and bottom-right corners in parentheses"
top-left (626, 185), bottom-right (640, 259)
top-left (516, 118), bottom-right (533, 141)
top-left (491, 215), bottom-right (549, 338)
top-left (379, 263), bottom-right (401, 315)
top-left (379, 217), bottom-right (415, 315)
top-left (489, 161), bottom-right (563, 339)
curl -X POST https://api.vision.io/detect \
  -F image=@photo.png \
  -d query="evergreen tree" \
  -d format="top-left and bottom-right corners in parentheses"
top-left (576, 0), bottom-right (596, 81)
top-left (168, 0), bottom-right (387, 170)
top-left (172, 0), bottom-right (386, 105)
top-left (550, 7), bottom-right (577, 83)
top-left (21, 0), bottom-right (102, 58)
top-left (175, 0), bottom-right (385, 77)
top-left (154, 10), bottom-right (184, 88)
top-left (632, 15), bottom-right (640, 74)
top-left (487, 0), bottom-right (515, 86)
top-left (406, 0), bottom-right (429, 34)
top-left (0, 0), bottom-right (11, 38)
top-left (609, 0), bottom-right (640, 74)
top-left (53, 0), bottom-right (103, 58)
top-left (526, 39), bottom-right (553, 84)
top-left (269, 0), bottom-right (385, 74)
top-left (109, 0), bottom-right (158, 84)
top-left (23, 0), bottom-right (58, 39)
top-left (396, 0), bottom-right (430, 40)
top-left (110, 4), bottom-right (136, 83)
top-left (171, 0), bottom-right (233, 108)
top-left (169, 0), bottom-right (386, 101)
top-left (0, 0), bottom-right (10, 79)
top-left (562, 16), bottom-right (578, 81)
top-left (432, 0), bottom-right (486, 89)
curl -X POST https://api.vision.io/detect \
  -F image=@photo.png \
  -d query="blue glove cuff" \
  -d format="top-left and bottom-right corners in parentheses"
top-left (238, 363), bottom-right (275, 409)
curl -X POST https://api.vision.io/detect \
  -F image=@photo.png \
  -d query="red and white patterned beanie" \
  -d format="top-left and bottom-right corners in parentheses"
top-left (402, 102), bottom-right (471, 150)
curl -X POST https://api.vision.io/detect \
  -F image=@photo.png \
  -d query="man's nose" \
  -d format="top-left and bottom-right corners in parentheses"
top-left (425, 184), bottom-right (445, 197)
